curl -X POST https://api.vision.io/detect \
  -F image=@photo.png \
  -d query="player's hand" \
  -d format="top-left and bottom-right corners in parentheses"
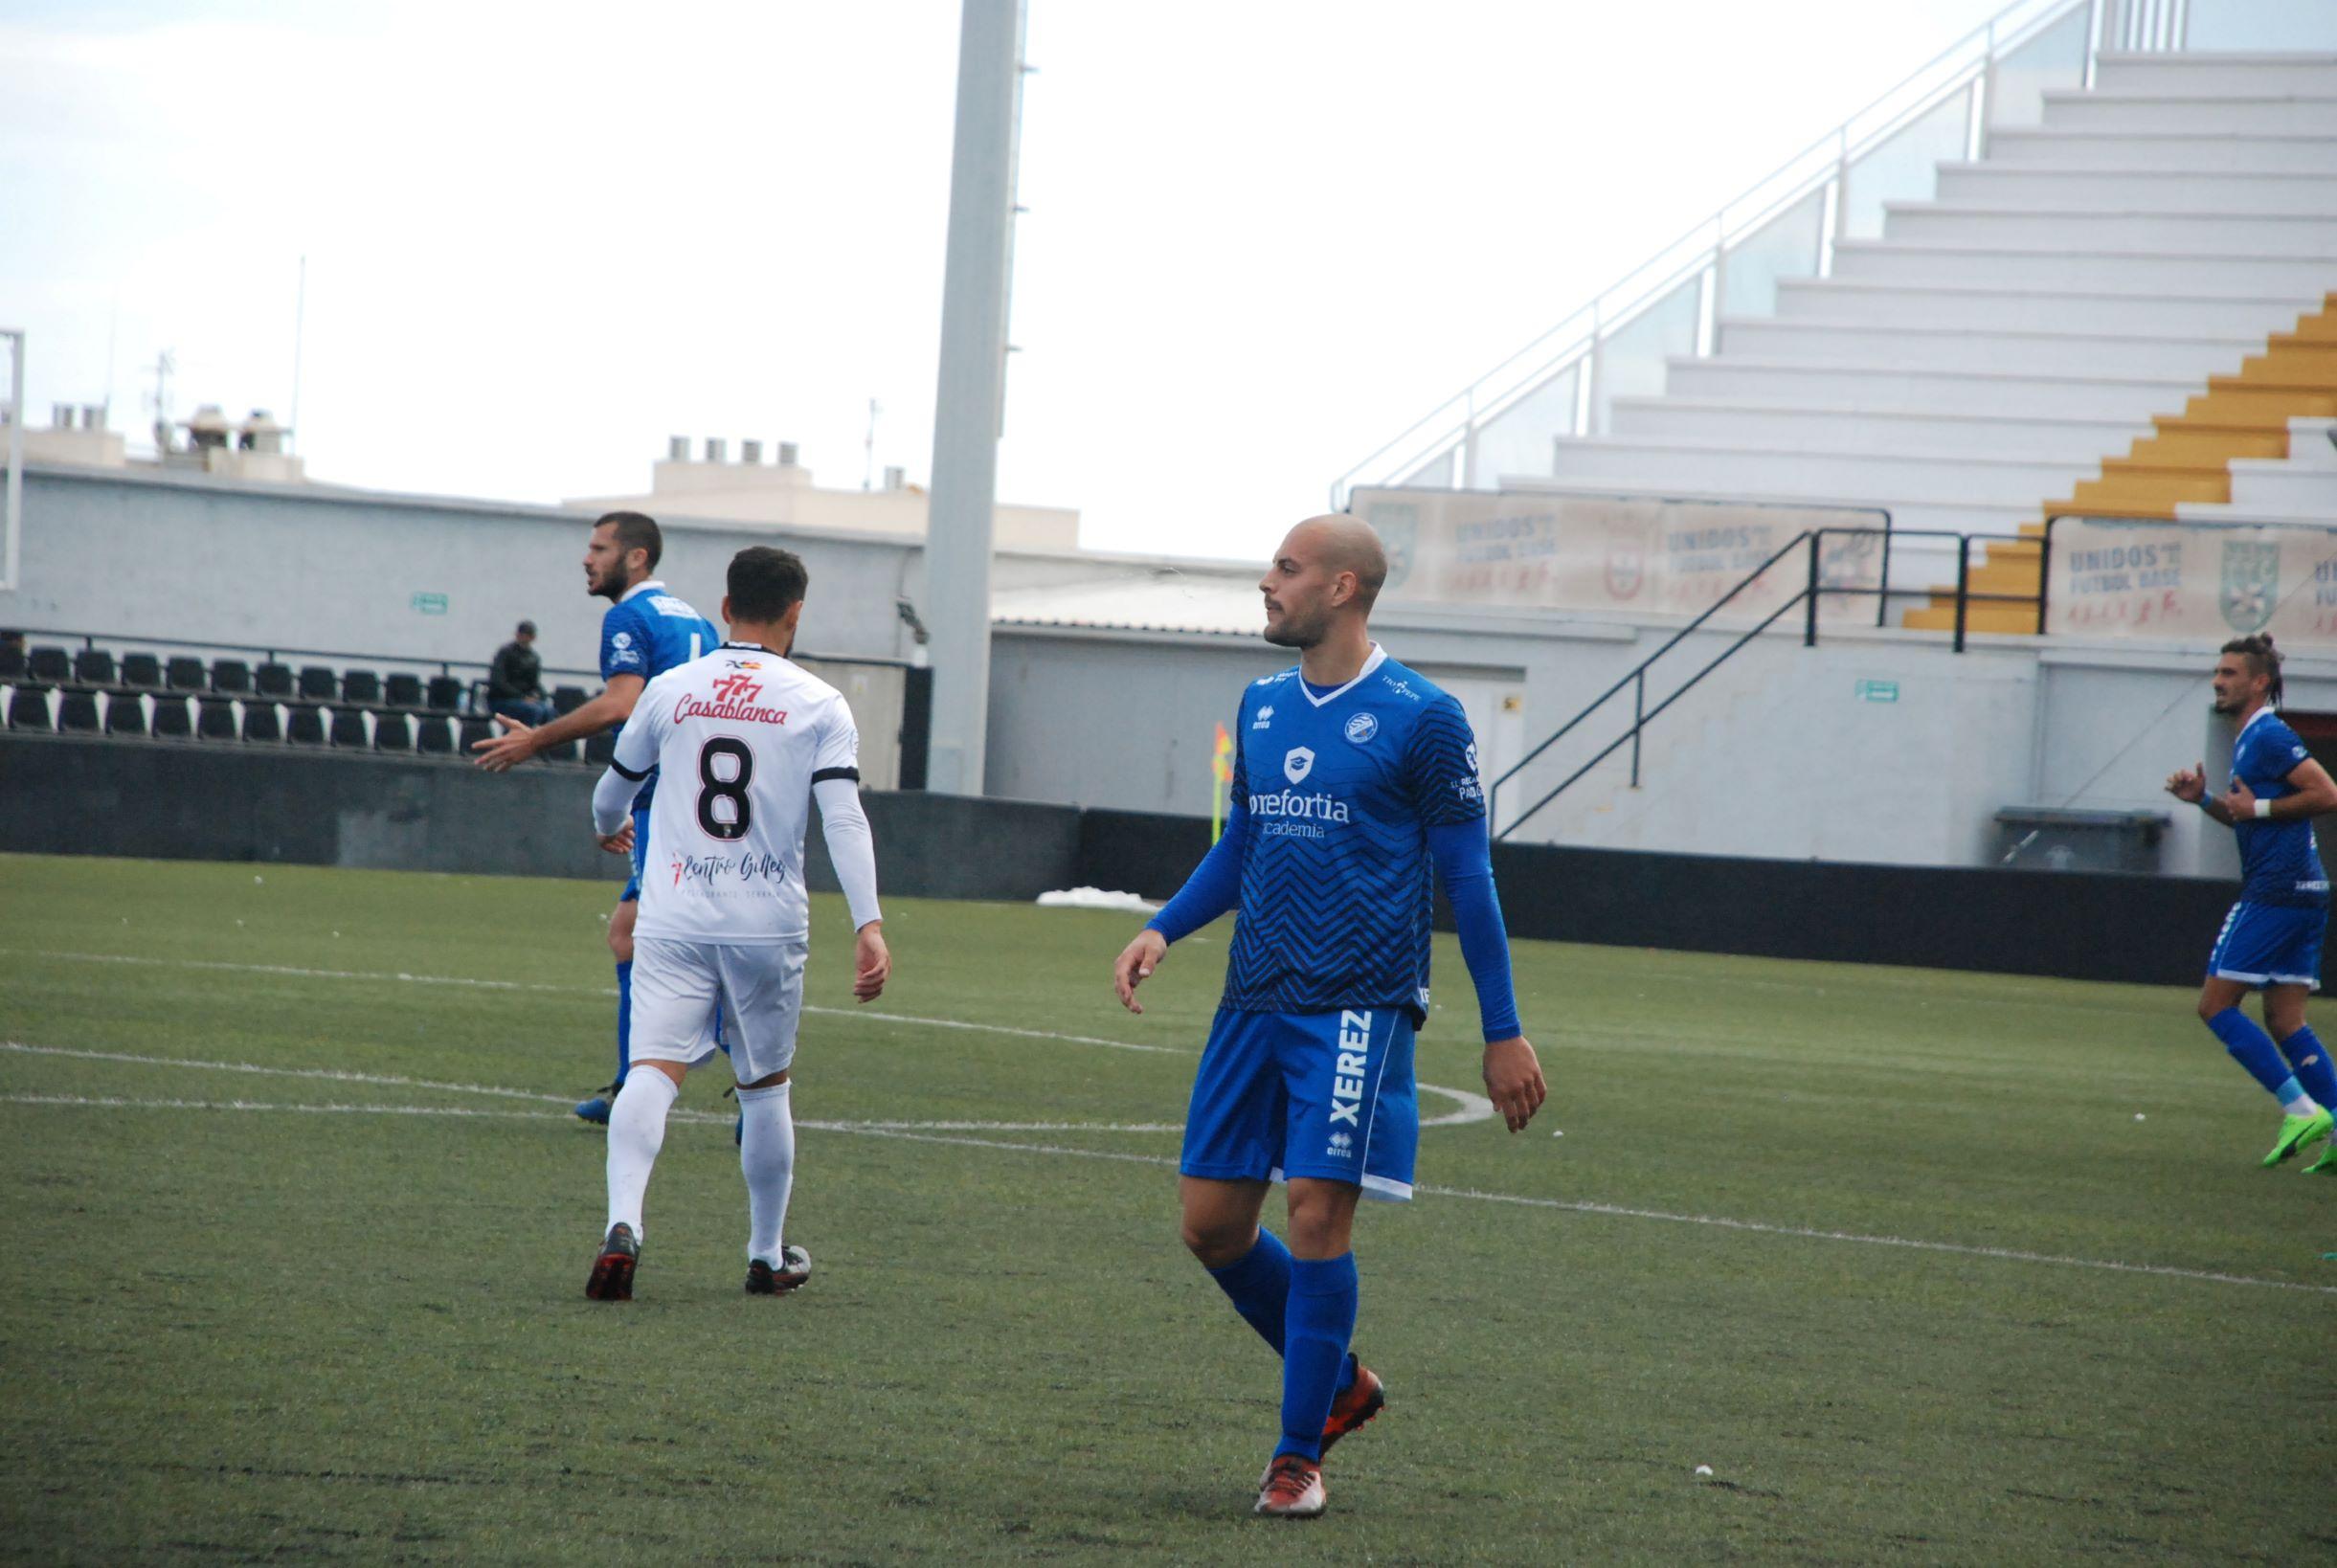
top-left (2164, 762), bottom-right (2207, 803)
top-left (1482, 1036), bottom-right (1546, 1133)
top-left (852, 922), bottom-right (890, 1003)
top-left (595, 821), bottom-right (635, 857)
top-left (1113, 929), bottom-right (1168, 1014)
top-left (2226, 775), bottom-right (2260, 818)
top-left (471, 714), bottom-right (537, 773)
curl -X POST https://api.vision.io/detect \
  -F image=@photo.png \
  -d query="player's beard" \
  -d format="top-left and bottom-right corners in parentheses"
top-left (588, 566), bottom-right (622, 603)
top-left (1263, 606), bottom-right (1324, 649)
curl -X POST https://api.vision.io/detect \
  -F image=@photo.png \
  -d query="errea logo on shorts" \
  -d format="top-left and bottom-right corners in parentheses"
top-left (1329, 1010), bottom-right (1371, 1131)
top-left (1325, 1131), bottom-right (1354, 1158)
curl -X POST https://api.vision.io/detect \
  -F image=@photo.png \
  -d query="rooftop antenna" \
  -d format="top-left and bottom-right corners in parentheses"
top-left (863, 396), bottom-right (882, 490)
top-left (145, 348), bottom-right (175, 455)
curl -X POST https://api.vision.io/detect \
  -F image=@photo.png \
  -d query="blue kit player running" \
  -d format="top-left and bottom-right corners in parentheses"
top-left (1113, 514), bottom-right (1547, 1520)
top-left (2165, 633), bottom-right (2337, 1173)
top-left (474, 510), bottom-right (722, 1123)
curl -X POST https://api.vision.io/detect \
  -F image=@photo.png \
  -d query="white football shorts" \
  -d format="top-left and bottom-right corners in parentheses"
top-left (627, 936), bottom-right (807, 1085)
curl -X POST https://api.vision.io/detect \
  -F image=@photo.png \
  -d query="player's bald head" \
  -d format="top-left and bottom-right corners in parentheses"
top-left (1281, 515), bottom-right (1388, 612)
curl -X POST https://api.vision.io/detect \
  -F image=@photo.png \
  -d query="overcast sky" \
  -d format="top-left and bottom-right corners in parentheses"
top-left (3, 0), bottom-right (2006, 560)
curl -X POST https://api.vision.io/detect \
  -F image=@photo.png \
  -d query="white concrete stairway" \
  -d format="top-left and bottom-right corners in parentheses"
top-left (1519, 53), bottom-right (2337, 569)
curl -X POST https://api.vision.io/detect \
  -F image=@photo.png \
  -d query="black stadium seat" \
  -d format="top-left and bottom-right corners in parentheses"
top-left (255, 661), bottom-right (295, 698)
top-left (74, 649), bottom-right (117, 686)
top-left (0, 642), bottom-right (24, 680)
top-left (298, 665), bottom-right (338, 701)
top-left (121, 653), bottom-right (162, 689)
top-left (29, 646), bottom-right (71, 683)
top-left (211, 659), bottom-right (253, 694)
top-left (150, 695), bottom-right (192, 739)
top-left (166, 656), bottom-right (207, 692)
top-left (286, 705), bottom-right (326, 747)
top-left (58, 690), bottom-right (101, 733)
top-left (584, 730), bottom-right (617, 766)
top-left (459, 717), bottom-right (493, 753)
top-left (329, 709), bottom-right (369, 749)
top-left (385, 672), bottom-right (424, 709)
top-left (372, 711), bottom-right (412, 751)
top-left (241, 703), bottom-right (283, 743)
top-left (426, 675), bottom-right (463, 712)
top-left (106, 694), bottom-right (147, 738)
top-left (196, 698), bottom-right (238, 741)
top-left (551, 685), bottom-right (588, 716)
top-left (341, 669), bottom-right (382, 706)
top-left (7, 686), bottom-right (52, 730)
top-left (415, 716), bottom-right (454, 755)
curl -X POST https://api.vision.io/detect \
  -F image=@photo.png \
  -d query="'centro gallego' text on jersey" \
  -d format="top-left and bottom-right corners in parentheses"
top-left (1221, 648), bottom-right (1485, 1025)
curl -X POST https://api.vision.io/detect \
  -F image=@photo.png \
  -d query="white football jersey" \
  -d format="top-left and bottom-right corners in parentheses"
top-left (611, 642), bottom-right (861, 945)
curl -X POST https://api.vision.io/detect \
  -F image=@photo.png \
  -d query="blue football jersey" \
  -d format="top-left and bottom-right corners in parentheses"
top-left (599, 578), bottom-right (722, 806)
top-left (1221, 647), bottom-right (1485, 1024)
top-left (2232, 708), bottom-right (2328, 907)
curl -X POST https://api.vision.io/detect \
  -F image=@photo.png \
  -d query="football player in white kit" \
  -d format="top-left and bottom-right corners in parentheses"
top-left (582, 546), bottom-right (889, 1301)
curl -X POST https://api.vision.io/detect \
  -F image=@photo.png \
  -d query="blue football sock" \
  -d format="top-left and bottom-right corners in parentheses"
top-left (615, 959), bottom-right (634, 1080)
top-left (2274, 1026), bottom-right (2337, 1111)
top-left (1276, 1253), bottom-right (1359, 1463)
top-left (1206, 1229), bottom-right (1292, 1357)
top-left (2208, 1007), bottom-right (2295, 1101)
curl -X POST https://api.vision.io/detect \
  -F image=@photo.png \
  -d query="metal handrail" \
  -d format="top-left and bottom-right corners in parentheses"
top-left (1491, 526), bottom-right (2049, 840)
top-left (1332, 0), bottom-right (2105, 504)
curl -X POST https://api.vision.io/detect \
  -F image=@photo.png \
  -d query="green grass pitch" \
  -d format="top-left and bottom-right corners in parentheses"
top-left (0, 851), bottom-right (2330, 1563)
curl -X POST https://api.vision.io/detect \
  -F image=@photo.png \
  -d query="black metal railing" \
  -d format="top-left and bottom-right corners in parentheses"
top-left (1488, 526), bottom-right (2046, 840)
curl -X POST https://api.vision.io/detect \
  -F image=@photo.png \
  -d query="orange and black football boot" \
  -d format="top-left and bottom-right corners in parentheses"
top-left (1320, 1355), bottom-right (1384, 1455)
top-left (584, 1222), bottom-right (639, 1301)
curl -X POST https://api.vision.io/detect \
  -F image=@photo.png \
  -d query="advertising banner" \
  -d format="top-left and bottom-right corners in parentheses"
top-left (1351, 487), bottom-right (1887, 624)
top-left (2046, 517), bottom-right (2337, 642)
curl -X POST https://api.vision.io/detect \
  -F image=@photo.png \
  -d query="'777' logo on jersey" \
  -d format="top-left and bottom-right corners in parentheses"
top-left (709, 673), bottom-right (763, 705)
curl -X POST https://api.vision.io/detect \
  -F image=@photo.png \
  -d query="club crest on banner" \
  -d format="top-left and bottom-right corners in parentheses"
top-left (2221, 540), bottom-right (2279, 634)
top-left (1284, 747), bottom-right (1315, 784)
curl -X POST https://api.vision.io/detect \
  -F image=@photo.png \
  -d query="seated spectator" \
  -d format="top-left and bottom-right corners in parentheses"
top-left (487, 619), bottom-right (553, 726)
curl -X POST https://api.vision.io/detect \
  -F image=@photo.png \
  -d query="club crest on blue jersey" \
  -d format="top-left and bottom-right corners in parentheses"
top-left (1344, 712), bottom-right (1379, 745)
top-left (1284, 747), bottom-right (1315, 784)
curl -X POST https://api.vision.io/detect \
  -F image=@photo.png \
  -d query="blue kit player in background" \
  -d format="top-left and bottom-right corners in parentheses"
top-left (1112, 514), bottom-right (1546, 1520)
top-left (474, 510), bottom-right (723, 1123)
top-left (2165, 633), bottom-right (2337, 1173)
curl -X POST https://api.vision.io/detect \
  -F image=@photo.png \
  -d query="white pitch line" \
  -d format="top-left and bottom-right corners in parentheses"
top-left (4, 1086), bottom-right (2327, 1298)
top-left (0, 1043), bottom-right (1179, 1134)
top-left (6, 952), bottom-right (1497, 1126)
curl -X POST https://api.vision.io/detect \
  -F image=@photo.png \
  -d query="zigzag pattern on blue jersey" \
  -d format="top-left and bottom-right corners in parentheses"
top-left (1219, 661), bottom-right (1484, 1024)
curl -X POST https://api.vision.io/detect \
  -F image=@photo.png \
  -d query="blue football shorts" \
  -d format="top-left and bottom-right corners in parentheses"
top-left (1180, 1006), bottom-right (1420, 1202)
top-left (2207, 901), bottom-right (2327, 989)
top-left (618, 801), bottom-right (651, 905)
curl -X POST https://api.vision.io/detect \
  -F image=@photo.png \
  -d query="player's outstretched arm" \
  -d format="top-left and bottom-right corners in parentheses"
top-left (1114, 792), bottom-right (1250, 1014)
top-left (473, 674), bottom-right (645, 772)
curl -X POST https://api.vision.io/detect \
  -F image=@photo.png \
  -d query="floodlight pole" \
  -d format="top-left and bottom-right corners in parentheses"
top-left (922, 0), bottom-right (1027, 796)
top-left (2, 329), bottom-right (22, 594)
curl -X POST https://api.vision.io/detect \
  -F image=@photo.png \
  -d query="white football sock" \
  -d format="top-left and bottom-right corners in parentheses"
top-left (738, 1079), bottom-right (796, 1265)
top-left (606, 1067), bottom-right (679, 1242)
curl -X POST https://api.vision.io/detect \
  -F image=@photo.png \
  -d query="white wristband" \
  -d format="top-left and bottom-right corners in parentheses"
top-left (2255, 798), bottom-right (2273, 820)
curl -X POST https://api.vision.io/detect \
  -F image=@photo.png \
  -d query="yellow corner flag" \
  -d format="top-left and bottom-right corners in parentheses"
top-left (1209, 722), bottom-right (1235, 843)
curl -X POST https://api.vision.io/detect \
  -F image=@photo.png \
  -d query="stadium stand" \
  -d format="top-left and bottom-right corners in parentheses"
top-left (120, 653), bottom-right (161, 690)
top-left (416, 716), bottom-right (455, 755)
top-left (328, 709), bottom-right (369, 749)
top-left (211, 659), bottom-right (253, 695)
top-left (195, 699), bottom-right (237, 742)
top-left (551, 684), bottom-right (588, 716)
top-left (28, 646), bottom-right (69, 683)
top-left (384, 672), bottom-right (424, 710)
top-left (57, 690), bottom-right (100, 734)
top-left (286, 705), bottom-right (327, 747)
top-left (372, 712), bottom-right (413, 751)
top-left (583, 730), bottom-right (617, 766)
top-left (150, 696), bottom-right (191, 739)
top-left (459, 717), bottom-right (493, 753)
top-left (298, 665), bottom-right (339, 701)
top-left (242, 703), bottom-right (283, 744)
top-left (74, 648), bottom-right (116, 687)
top-left (254, 661), bottom-right (295, 699)
top-left (104, 695), bottom-right (146, 738)
top-left (426, 675), bottom-right (464, 712)
top-left (340, 669), bottom-right (382, 706)
top-left (0, 642), bottom-right (23, 681)
top-left (165, 656), bottom-right (207, 692)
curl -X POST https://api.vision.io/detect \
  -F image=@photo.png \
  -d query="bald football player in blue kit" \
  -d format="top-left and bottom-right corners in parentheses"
top-left (1113, 514), bottom-right (1546, 1519)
